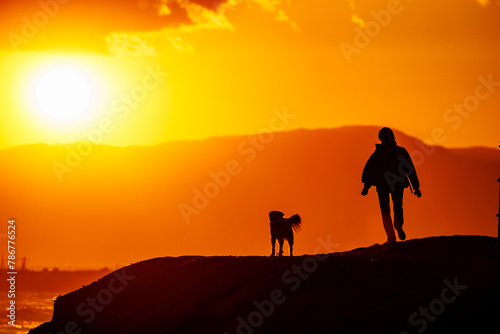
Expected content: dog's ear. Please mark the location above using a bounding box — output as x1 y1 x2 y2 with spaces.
269 211 284 221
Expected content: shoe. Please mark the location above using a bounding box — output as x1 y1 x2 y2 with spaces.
396 228 406 241
383 239 397 245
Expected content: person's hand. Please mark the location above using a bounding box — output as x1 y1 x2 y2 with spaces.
361 186 370 196
414 189 422 198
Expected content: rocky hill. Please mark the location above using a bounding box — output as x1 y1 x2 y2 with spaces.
30 235 500 334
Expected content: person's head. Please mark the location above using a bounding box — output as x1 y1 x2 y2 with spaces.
378 127 396 145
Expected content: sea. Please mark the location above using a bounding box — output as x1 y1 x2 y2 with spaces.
1 268 111 334
0 291 54 334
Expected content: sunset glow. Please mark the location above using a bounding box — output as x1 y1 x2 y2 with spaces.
0 0 499 269
2 3 500 334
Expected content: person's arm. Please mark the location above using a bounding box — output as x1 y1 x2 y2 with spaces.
402 148 421 197
361 152 377 195
361 184 371 196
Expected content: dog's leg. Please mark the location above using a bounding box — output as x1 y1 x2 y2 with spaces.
271 237 276 257
289 234 294 257
278 238 284 257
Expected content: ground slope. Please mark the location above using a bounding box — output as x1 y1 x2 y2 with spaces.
30 236 500 334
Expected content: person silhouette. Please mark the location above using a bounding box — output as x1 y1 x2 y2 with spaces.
361 127 421 244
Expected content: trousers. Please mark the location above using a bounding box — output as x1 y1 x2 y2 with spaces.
377 187 404 242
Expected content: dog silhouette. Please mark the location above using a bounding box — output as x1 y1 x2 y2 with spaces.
269 211 301 257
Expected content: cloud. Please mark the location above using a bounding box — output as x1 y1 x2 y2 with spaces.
108 0 297 56
0 0 296 55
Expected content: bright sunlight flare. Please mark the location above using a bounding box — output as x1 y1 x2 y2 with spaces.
35 68 92 120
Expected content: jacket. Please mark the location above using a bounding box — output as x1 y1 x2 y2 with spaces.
362 143 420 192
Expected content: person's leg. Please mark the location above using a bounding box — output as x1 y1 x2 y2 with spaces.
378 190 396 243
392 188 405 240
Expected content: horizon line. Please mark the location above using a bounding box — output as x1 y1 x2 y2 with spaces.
1 125 498 151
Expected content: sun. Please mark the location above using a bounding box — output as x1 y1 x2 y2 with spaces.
35 68 92 121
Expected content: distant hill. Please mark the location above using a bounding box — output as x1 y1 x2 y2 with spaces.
1 126 499 268
29 236 500 334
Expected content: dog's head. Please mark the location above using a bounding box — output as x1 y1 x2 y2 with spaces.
269 211 285 222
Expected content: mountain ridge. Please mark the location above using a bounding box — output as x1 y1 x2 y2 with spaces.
1 126 499 269
2 126 499 152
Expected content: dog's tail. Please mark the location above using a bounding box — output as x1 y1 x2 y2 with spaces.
289 214 302 232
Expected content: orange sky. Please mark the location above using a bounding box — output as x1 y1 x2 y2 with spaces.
0 0 500 270
0 0 499 149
